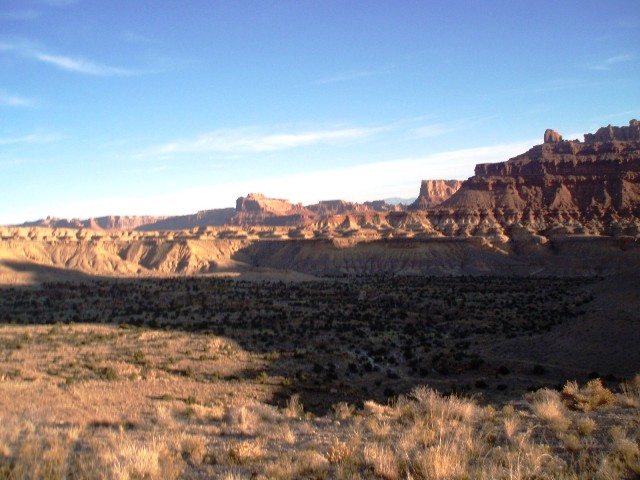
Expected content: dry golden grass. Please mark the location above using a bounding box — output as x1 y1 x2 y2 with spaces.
264 449 330 479
327 438 356 465
530 388 572 434
575 416 597 436
1 324 639 479
267 423 297 444
562 378 617 411
227 439 266 464
181 434 208 465
619 373 640 408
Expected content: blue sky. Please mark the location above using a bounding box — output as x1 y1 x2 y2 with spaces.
1 0 638 224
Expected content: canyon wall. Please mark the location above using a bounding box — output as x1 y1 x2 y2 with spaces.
2 121 639 283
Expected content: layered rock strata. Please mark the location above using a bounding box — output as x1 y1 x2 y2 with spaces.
442 120 640 238
2 121 639 281
408 180 463 210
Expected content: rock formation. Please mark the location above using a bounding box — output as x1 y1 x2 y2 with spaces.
227 193 314 226
584 119 640 142
19 215 168 231
203 194 404 227
544 129 563 143
408 180 463 210
136 208 235 231
443 120 640 238
17 195 402 231
3 121 639 282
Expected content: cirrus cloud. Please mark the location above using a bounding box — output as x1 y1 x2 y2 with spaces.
140 125 389 157
0 92 35 107
0 40 143 76
588 53 635 71
0 133 60 145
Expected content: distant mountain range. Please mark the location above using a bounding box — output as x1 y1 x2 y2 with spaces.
13 119 640 239
2 120 638 282
16 183 460 231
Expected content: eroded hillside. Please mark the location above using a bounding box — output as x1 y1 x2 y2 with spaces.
2 121 639 283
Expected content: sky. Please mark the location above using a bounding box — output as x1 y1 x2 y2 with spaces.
1 0 639 224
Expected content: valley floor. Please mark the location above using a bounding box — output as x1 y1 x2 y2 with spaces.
0 275 638 478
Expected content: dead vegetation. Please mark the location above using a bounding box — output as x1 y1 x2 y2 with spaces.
0 276 638 478
0 351 638 479
0 275 603 410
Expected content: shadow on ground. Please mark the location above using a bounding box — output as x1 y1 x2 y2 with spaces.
1 259 638 414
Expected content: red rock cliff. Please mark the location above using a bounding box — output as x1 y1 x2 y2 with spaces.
440 120 640 237
408 180 463 210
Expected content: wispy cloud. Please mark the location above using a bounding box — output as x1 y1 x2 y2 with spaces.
101 140 537 218
588 53 635 71
411 123 458 138
316 69 387 85
601 109 640 120
533 79 605 93
0 92 35 107
0 40 141 76
0 0 78 21
408 117 492 140
140 125 388 157
32 51 136 75
0 133 60 145
38 139 537 220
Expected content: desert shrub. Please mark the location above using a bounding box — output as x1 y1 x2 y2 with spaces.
181 435 207 465
283 394 304 419
327 438 356 465
619 374 640 407
228 440 265 464
363 442 399 480
101 366 118 381
224 405 261 436
264 449 329 479
8 431 72 480
575 416 597 436
562 378 616 411
609 426 640 475
332 402 355 420
529 388 571 434
104 435 184 480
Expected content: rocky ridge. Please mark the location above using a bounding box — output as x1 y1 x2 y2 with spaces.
16 194 409 231
225 193 405 227
2 120 639 281
442 119 640 239
20 215 169 231
408 180 463 210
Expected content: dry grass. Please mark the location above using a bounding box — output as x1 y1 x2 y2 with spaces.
283 393 304 419
562 378 617 411
619 373 640 408
363 442 399 480
332 401 356 420
575 416 597 436
267 423 297 444
227 439 265 464
181 434 208 465
530 388 572 434
264 449 330 479
224 405 261 436
1 323 639 479
327 438 356 465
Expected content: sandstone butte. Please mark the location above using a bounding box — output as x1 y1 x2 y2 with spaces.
1 120 639 282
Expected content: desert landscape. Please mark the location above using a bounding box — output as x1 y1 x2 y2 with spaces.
0 122 639 478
